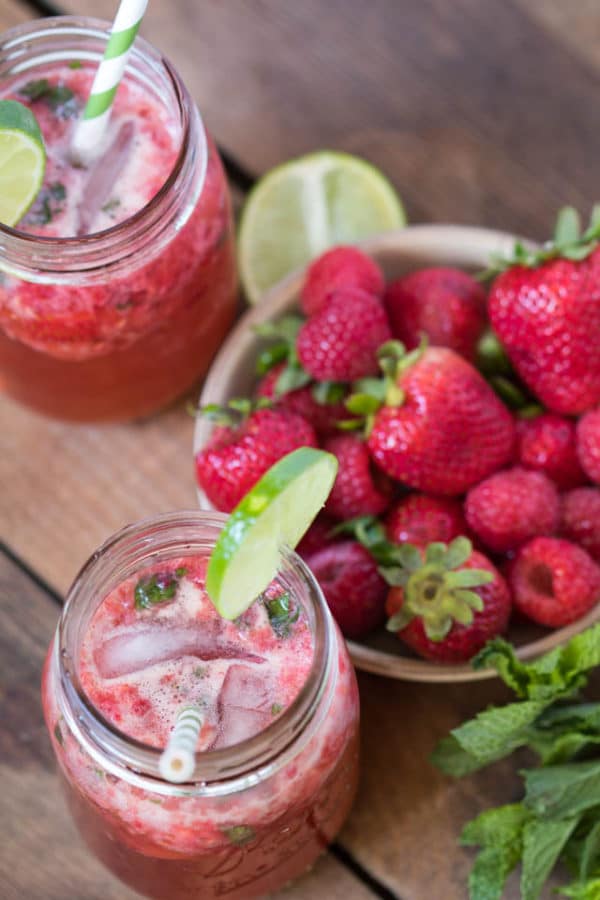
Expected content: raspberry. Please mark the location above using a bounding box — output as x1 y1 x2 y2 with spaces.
304 541 387 639
300 246 384 316
577 406 600 484
384 267 486 360
324 434 392 520
386 494 468 547
507 537 600 627
297 288 392 382
561 487 600 561
465 467 560 553
516 413 586 489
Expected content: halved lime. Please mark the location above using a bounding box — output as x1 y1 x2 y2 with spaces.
0 100 46 227
206 447 337 619
238 150 406 304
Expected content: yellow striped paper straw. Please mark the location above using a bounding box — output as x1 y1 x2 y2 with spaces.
159 705 203 783
71 0 148 164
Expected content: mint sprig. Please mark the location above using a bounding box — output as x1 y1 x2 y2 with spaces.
432 623 600 899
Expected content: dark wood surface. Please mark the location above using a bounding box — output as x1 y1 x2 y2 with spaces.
1 1 598 898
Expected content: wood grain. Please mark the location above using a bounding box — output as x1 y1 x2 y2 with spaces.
0 0 29 29
59 0 600 237
0 551 376 900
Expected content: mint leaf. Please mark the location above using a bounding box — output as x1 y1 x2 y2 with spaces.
462 803 530 849
263 592 299 637
447 700 545 767
223 825 255 846
521 817 579 900
579 820 600 881
134 571 181 609
468 846 519 900
559 879 600 899
525 761 600 821
430 735 482 777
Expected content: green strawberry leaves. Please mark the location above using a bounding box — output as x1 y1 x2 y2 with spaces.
432 623 600 899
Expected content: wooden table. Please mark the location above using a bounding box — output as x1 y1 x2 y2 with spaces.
1 2 597 897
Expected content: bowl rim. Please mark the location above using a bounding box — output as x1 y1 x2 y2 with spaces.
194 224 599 683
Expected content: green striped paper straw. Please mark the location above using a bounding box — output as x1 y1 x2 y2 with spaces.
71 0 148 164
159 705 204 783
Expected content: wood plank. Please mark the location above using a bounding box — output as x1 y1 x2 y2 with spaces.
58 0 600 237
515 0 600 71
0 0 30 29
0 550 376 900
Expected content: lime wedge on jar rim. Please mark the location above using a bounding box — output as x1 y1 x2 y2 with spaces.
238 150 406 304
0 100 46 227
206 447 337 620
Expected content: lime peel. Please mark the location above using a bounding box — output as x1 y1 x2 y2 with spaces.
206 448 338 620
0 99 46 227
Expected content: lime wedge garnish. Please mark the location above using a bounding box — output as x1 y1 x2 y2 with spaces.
0 100 46 227
238 150 406 304
206 447 338 619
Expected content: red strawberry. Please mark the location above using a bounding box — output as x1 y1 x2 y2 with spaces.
561 487 600 561
385 539 511 663
296 514 339 559
384 267 486 361
488 236 600 414
324 434 392 520
297 288 392 382
367 346 515 495
255 363 346 436
304 541 387 639
465 467 560 553
516 413 586 489
507 536 600 627
386 494 467 547
300 246 384 316
195 408 317 512
577 407 600 484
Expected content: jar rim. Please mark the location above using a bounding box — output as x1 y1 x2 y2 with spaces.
54 510 335 797
0 16 207 272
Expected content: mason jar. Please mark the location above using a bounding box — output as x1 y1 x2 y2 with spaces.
0 18 237 421
42 511 360 899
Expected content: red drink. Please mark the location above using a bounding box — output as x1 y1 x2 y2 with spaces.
0 19 237 421
42 512 359 899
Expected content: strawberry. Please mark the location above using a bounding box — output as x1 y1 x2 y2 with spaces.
507 536 600 627
300 246 384 316
297 288 392 382
561 487 600 561
465 467 560 553
195 407 317 512
386 494 468 547
255 363 347 436
576 406 600 484
367 345 515 495
384 538 511 663
296 514 339 559
487 210 600 415
384 267 486 361
516 413 586 489
304 540 387 639
324 434 392 520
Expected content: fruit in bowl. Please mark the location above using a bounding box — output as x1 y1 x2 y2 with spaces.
193 218 600 682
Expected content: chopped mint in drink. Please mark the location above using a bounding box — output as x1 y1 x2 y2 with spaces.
134 571 183 610
271 703 283 716
19 79 78 118
53 721 64 748
24 182 66 226
264 592 300 637
175 567 188 578
194 666 208 678
224 825 255 846
68 60 83 70
101 197 121 215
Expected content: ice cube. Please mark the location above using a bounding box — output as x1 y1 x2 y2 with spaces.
95 625 265 680
76 120 135 236
211 664 274 749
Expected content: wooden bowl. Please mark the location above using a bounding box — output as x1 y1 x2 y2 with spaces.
194 225 600 682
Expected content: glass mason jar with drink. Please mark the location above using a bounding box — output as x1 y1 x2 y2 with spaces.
42 452 360 899
0 17 237 421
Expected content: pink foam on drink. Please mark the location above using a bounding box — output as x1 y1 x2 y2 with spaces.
79 556 314 751
0 63 178 237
